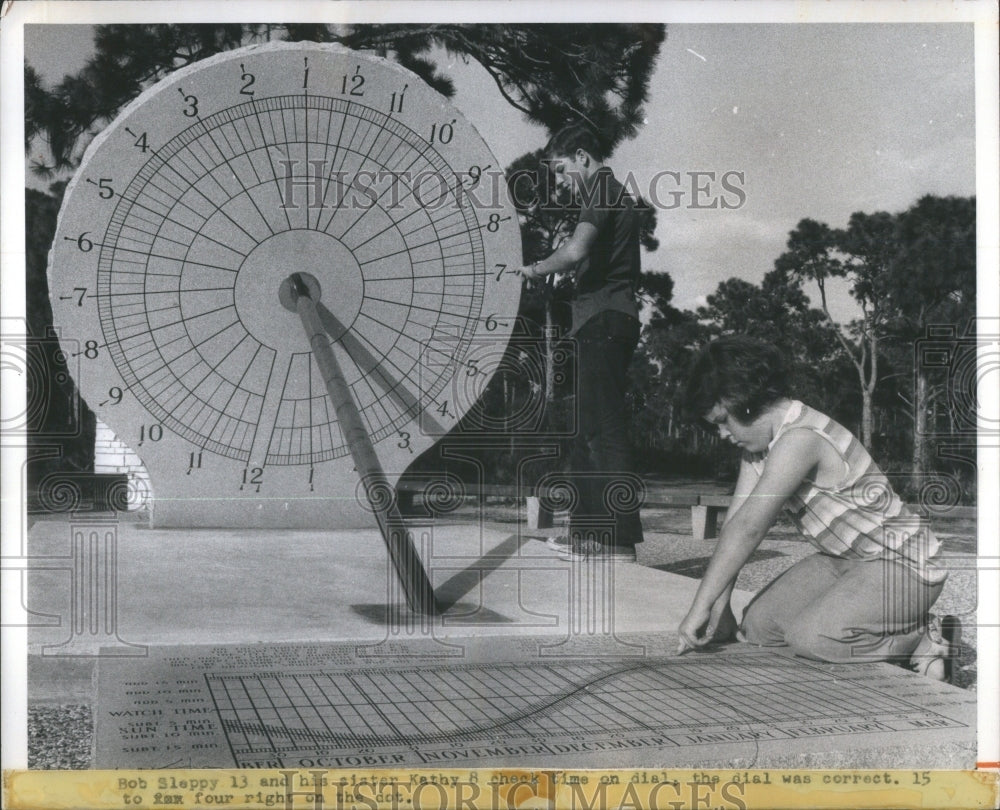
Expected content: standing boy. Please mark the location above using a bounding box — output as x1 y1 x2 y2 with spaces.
517 122 644 561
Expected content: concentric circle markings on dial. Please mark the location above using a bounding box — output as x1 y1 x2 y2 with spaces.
98 94 488 464
50 43 521 527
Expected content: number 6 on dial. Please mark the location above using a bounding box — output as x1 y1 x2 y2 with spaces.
49 42 522 529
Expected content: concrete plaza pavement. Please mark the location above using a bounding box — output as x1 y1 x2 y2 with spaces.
21 514 977 770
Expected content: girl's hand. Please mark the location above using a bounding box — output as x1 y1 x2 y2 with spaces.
678 595 737 654
676 603 712 655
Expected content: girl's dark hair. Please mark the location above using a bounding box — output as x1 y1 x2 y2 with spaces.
543 122 609 162
682 336 790 424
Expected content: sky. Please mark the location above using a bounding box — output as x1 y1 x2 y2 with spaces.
448 23 977 320
23 19 978 323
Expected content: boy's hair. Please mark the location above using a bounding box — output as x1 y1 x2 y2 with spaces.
543 122 609 162
682 336 790 424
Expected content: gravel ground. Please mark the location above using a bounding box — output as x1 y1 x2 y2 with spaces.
26 503 979 769
28 704 92 770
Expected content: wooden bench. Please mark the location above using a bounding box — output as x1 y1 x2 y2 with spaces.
395 478 976 542
676 497 976 541
686 494 731 540
396 480 567 529
396 480 530 512
395 479 730 539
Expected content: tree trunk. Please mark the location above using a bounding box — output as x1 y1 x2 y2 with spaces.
814 280 879 450
503 370 510 433
544 297 556 404
912 367 928 480
862 332 879 449
504 370 516 459
847 343 875 449
860 386 874 449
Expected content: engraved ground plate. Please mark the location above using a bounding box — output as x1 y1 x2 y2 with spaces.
93 637 976 769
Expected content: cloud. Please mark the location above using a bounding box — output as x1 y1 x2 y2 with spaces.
659 212 791 250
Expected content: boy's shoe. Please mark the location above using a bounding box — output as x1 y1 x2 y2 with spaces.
557 539 637 563
909 614 960 683
545 535 572 553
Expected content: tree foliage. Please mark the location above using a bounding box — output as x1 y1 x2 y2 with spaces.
24 26 976 497
885 196 976 481
695 270 852 421
27 24 251 174
25 23 666 488
774 196 976 489
889 195 976 328
25 186 97 478
26 23 666 175
776 212 898 446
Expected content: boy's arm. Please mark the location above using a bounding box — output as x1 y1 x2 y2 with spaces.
515 221 598 278
678 429 823 652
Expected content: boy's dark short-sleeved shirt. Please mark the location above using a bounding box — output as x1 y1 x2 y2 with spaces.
570 166 641 335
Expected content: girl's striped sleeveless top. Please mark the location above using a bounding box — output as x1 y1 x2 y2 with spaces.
749 401 947 584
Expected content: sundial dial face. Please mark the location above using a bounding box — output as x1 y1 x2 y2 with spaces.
49 42 522 528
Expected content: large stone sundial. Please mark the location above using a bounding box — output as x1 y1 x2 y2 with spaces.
48 42 522 537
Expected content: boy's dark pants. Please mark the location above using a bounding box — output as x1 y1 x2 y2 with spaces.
567 310 644 549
